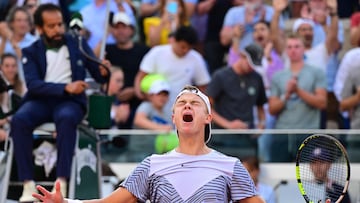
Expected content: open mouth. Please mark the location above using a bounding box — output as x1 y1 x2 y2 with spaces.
183 114 193 122
256 36 264 43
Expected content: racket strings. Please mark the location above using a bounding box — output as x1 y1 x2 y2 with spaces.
298 136 348 202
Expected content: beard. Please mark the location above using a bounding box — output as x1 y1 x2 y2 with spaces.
42 34 65 48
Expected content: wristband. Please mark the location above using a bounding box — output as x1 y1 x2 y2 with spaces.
65 199 82 203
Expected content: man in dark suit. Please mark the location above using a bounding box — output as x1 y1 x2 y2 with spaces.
10 4 109 202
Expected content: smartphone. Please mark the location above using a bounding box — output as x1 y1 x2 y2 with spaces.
166 1 178 15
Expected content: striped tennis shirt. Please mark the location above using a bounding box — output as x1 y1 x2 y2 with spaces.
120 149 257 202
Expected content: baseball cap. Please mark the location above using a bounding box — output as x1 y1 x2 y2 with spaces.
175 85 212 143
112 12 133 27
241 43 264 67
310 147 333 162
292 18 315 33
148 80 170 94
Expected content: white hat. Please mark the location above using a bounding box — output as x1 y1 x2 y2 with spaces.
112 12 133 27
148 80 170 94
292 18 315 33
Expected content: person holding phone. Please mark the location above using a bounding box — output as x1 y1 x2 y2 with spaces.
143 0 189 47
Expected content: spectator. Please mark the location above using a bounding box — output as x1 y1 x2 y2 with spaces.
33 85 265 203
309 147 351 202
131 74 173 160
23 0 39 35
220 0 282 52
140 0 198 20
0 6 37 59
96 11 150 129
242 156 276 203
206 43 267 158
228 20 284 91
0 53 26 142
268 33 327 162
99 67 131 162
143 0 189 47
275 0 340 129
339 49 360 129
198 0 233 74
80 0 136 49
333 48 358 131
10 4 109 202
228 20 284 161
106 67 131 128
134 25 211 121
134 74 172 130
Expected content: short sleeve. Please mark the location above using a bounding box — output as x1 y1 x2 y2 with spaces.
140 47 158 73
314 68 327 90
340 71 360 101
120 157 151 201
191 52 211 86
230 160 257 201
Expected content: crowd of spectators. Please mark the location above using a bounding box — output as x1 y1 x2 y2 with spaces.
1 0 360 200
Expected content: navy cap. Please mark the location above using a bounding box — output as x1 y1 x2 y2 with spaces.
310 147 334 162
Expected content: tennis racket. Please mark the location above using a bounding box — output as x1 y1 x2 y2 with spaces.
295 134 350 203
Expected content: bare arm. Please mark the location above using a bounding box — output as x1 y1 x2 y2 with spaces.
340 88 360 111
238 195 265 203
271 0 287 55
83 187 137 203
268 96 286 115
33 180 137 203
0 22 12 57
140 2 160 17
296 87 327 110
325 0 340 54
134 70 148 100
197 0 216 15
220 26 235 46
256 105 266 129
185 2 196 18
134 112 172 131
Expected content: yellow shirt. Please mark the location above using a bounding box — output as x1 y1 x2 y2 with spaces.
143 17 170 46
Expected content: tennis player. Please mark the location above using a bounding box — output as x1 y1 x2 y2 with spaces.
32 85 265 203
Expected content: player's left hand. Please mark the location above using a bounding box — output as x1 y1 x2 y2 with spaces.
32 180 64 203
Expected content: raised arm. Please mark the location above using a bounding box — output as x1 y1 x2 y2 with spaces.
325 0 340 54
270 0 287 54
140 2 160 17
196 0 216 15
